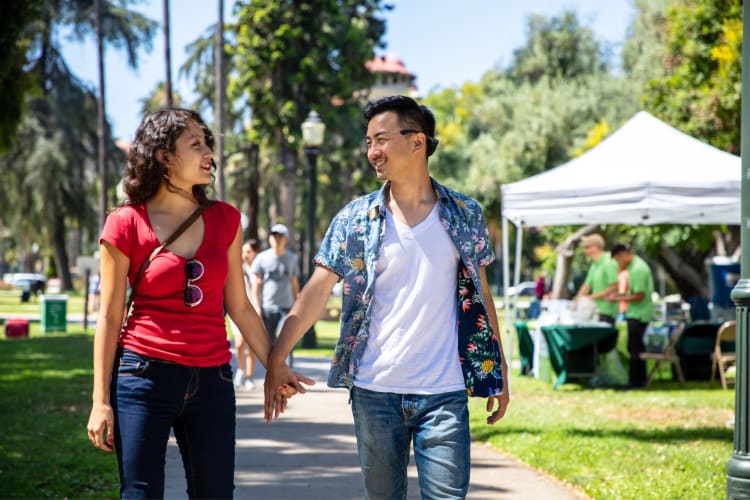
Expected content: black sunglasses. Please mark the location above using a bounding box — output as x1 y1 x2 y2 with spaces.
184 259 204 307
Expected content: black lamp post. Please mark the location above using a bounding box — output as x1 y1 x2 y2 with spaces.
301 110 325 348
301 111 326 278
727 1 750 495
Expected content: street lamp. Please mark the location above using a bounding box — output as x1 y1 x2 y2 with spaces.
301 110 326 279
301 110 325 349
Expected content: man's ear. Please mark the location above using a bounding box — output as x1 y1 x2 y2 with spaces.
412 133 425 154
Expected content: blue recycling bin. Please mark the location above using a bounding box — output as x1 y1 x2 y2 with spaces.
710 257 740 308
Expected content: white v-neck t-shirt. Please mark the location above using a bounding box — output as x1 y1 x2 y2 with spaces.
354 203 465 394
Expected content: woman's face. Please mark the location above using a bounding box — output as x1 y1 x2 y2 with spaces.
164 121 213 189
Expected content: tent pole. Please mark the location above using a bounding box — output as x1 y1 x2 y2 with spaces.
502 217 512 391
514 224 524 316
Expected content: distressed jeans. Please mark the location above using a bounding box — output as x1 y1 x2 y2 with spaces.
111 348 236 499
351 386 470 500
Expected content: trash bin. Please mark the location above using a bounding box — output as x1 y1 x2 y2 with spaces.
5 318 29 338
41 295 67 333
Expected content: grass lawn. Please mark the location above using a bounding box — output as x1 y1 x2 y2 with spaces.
0 332 120 498
0 298 735 499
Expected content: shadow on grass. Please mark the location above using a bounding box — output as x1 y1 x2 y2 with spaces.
0 334 119 498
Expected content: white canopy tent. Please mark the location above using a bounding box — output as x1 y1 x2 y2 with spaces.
498 111 741 379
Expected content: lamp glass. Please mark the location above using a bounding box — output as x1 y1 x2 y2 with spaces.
302 111 326 147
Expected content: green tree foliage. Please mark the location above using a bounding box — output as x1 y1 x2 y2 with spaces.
0 0 42 153
619 0 742 298
0 0 156 288
424 11 638 222
644 0 741 154
508 11 608 84
231 0 388 244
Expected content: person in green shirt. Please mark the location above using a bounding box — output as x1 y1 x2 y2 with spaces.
608 244 654 388
573 234 619 325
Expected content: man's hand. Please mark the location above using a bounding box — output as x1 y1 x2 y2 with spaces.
486 390 510 425
263 361 315 422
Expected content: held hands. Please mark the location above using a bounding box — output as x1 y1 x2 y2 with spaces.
264 361 315 422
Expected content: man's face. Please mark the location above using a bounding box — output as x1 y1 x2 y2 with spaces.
365 111 417 181
613 252 630 270
582 241 598 259
269 233 286 250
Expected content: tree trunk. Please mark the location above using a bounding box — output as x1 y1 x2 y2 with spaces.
655 245 709 298
245 145 260 240
163 0 172 107
551 224 600 299
277 141 297 249
50 212 73 291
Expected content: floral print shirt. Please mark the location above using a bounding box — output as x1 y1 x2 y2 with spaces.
314 178 505 398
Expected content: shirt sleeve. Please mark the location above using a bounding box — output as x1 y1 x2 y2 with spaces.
629 263 649 295
313 205 351 278
584 265 596 287
99 207 134 258
472 201 496 268
604 259 619 286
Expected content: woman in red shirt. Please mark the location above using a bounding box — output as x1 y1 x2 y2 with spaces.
86 108 312 498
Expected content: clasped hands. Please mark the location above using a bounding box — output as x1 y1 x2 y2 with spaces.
263 358 315 422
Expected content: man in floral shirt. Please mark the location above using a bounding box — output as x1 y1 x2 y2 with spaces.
265 95 509 498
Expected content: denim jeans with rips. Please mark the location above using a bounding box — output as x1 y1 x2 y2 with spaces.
111 348 236 499
351 386 470 500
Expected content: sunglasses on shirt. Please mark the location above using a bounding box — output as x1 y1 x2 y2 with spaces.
184 259 204 307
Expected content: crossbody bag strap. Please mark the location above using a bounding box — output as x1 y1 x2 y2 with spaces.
122 202 212 326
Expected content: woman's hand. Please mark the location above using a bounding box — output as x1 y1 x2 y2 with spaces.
87 401 115 452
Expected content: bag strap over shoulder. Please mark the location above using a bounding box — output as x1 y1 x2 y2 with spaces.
122 202 212 325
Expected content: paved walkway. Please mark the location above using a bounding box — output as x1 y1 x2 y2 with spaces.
164 355 586 500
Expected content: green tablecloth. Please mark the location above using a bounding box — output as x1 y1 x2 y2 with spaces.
540 324 619 388
675 321 722 380
514 322 534 376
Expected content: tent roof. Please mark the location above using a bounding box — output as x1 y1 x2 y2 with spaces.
500 111 740 226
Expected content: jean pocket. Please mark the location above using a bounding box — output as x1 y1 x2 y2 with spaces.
218 364 234 384
117 351 150 377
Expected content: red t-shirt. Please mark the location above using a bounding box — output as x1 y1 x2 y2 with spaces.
100 201 240 366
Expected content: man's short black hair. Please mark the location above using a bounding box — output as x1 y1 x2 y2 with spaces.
363 95 438 156
610 244 631 257
364 95 436 139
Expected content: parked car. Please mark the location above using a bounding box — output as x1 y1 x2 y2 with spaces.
505 281 537 298
5 273 46 295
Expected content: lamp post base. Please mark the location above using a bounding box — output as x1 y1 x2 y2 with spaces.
728 456 750 498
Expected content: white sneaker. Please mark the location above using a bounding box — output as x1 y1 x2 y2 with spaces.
233 369 245 388
244 378 256 391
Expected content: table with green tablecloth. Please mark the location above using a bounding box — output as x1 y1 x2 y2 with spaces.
514 321 534 376
675 321 722 380
540 324 619 388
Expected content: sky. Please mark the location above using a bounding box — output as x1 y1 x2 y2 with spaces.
61 0 634 141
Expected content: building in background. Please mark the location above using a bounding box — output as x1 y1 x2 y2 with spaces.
365 53 420 100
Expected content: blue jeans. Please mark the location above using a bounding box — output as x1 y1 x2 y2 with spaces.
351 387 470 500
111 348 236 499
261 308 289 342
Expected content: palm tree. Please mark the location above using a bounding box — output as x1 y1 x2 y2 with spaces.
163 0 173 106
0 0 156 290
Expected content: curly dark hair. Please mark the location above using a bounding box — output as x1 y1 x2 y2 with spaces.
122 108 215 205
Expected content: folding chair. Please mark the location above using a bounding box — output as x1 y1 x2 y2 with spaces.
639 322 686 387
711 320 736 390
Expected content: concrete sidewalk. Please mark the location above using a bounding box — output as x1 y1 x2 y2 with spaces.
164 356 586 499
